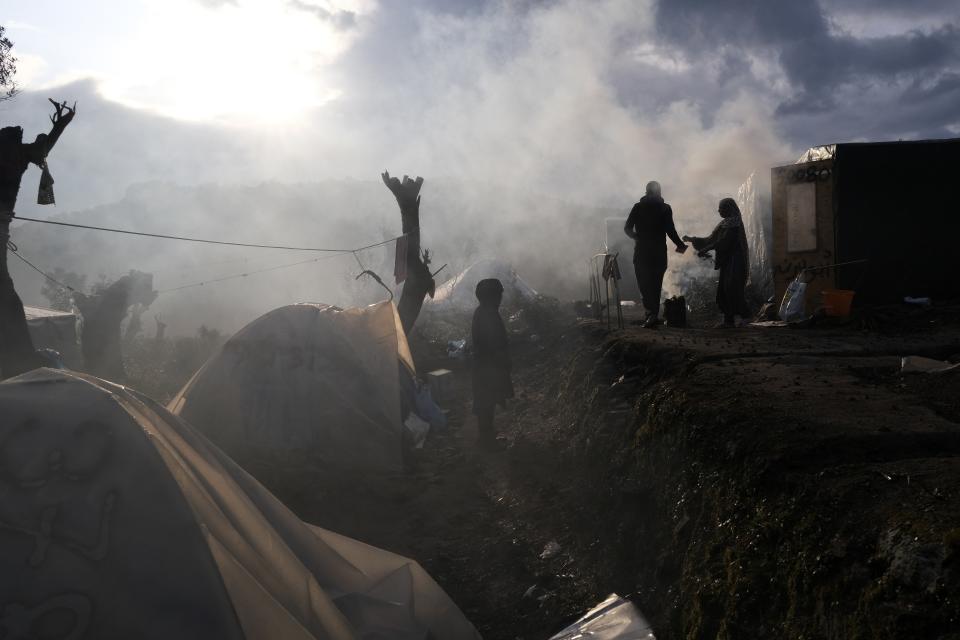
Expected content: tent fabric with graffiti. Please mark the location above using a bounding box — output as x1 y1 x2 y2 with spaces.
0 367 480 639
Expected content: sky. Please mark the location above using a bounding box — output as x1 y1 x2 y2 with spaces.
1 0 959 330
4 0 958 206
6 0 957 140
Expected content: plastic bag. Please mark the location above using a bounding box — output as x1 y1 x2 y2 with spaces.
548 594 655 640
403 414 430 449
414 381 447 430
447 339 467 359
778 274 807 323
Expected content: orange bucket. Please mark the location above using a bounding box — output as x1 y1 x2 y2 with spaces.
822 289 855 317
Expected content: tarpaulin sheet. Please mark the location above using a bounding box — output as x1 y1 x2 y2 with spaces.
169 301 414 471
0 368 479 639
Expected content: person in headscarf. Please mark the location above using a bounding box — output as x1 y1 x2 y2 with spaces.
472 278 513 449
683 197 751 328
0 99 76 379
624 181 688 328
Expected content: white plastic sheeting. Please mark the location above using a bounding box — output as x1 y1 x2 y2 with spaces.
0 368 480 640
169 302 415 471
795 145 836 163
430 258 538 311
549 594 655 640
24 304 81 367
736 171 774 299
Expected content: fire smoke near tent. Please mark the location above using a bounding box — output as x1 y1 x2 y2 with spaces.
429 258 538 311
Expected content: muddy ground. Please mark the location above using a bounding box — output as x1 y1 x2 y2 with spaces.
238 303 960 640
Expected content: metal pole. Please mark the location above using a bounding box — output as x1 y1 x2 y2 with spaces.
604 265 612 329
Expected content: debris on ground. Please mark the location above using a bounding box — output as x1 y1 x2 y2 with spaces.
549 594 656 640
900 355 960 374
210 299 960 639
540 541 562 560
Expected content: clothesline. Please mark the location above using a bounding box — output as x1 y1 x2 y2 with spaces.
13 215 403 254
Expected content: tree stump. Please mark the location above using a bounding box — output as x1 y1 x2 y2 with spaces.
382 171 435 335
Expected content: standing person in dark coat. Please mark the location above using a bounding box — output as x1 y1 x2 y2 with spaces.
472 278 513 449
684 197 750 328
624 181 688 327
0 99 76 379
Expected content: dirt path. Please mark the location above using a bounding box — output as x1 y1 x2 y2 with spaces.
241 308 960 639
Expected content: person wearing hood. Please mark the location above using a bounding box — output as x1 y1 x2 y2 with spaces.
683 197 751 328
624 181 688 328
471 278 513 450
0 99 75 379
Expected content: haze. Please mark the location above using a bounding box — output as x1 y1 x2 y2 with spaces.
2 0 958 333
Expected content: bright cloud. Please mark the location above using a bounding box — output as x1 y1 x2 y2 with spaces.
95 0 361 123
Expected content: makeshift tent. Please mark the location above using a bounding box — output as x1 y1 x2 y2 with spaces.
0 368 479 640
24 305 81 367
429 258 538 311
169 301 414 471
771 138 960 308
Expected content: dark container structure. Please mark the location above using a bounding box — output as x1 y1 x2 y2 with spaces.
771 138 960 308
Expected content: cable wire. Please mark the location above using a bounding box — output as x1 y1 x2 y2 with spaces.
14 215 403 254
157 251 351 294
7 241 78 293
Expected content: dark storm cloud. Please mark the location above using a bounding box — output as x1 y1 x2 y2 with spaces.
655 0 826 50
778 25 960 101
652 0 960 143
821 0 960 16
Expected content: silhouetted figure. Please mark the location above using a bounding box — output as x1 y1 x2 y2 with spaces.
472 278 513 449
74 271 156 381
382 171 435 335
624 181 687 327
0 99 75 379
684 198 750 328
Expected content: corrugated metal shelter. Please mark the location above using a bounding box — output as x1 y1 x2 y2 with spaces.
771 138 960 308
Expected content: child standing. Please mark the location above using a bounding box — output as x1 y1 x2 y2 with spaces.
472 278 514 449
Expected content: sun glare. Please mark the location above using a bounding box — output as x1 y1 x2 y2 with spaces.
99 0 355 124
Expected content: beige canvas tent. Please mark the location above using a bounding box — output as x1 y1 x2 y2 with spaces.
169 301 414 471
0 368 479 639
429 258 538 311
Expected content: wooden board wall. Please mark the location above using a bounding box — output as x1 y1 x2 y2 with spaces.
770 159 837 311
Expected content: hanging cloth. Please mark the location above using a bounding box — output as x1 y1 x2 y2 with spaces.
38 160 55 205
601 253 622 282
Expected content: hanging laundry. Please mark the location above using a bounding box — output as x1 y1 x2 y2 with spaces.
602 253 622 282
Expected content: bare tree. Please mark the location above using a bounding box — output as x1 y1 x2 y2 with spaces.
74 271 157 382
0 25 16 101
40 268 86 311
1 99 75 378
382 171 435 334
